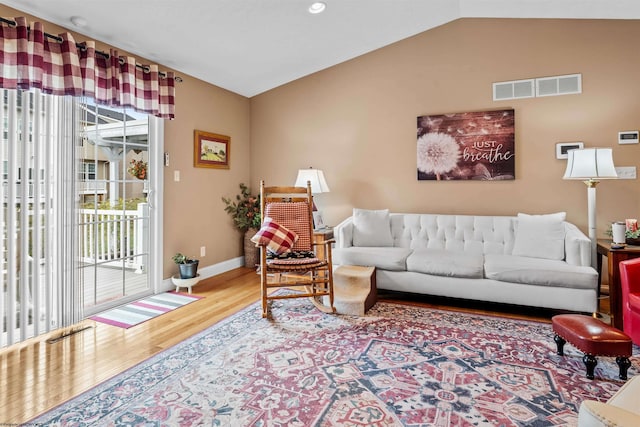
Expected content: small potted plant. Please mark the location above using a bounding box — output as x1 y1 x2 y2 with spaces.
625 219 640 245
172 252 199 279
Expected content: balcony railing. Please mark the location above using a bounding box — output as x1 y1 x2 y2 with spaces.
79 203 148 273
2 181 47 199
4 180 137 198
78 180 107 195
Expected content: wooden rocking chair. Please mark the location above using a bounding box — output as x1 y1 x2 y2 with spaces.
254 180 335 318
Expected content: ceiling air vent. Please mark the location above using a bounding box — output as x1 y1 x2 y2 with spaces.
493 79 535 101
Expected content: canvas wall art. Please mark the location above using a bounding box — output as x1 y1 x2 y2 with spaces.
417 109 515 181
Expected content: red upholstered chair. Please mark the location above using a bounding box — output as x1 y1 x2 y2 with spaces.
618 258 640 345
254 180 335 318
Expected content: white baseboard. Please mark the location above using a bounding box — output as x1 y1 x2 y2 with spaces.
160 257 245 292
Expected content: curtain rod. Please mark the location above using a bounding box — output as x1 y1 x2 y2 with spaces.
0 16 183 82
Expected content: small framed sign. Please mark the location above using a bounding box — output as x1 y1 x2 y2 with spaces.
194 130 230 169
556 142 584 159
313 211 326 230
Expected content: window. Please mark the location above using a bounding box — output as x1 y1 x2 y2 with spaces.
80 162 96 180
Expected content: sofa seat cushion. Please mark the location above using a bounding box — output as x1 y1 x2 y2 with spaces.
333 247 412 271
406 249 484 279
485 254 597 290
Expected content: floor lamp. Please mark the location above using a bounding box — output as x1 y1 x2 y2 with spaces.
563 148 618 268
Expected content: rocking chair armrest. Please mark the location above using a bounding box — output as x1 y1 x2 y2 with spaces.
312 238 335 246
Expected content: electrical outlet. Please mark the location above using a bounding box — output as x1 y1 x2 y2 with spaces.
200 246 206 257
615 166 637 179
174 170 180 182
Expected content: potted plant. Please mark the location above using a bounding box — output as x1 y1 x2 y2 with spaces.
128 158 147 180
624 219 640 245
222 183 261 267
172 252 199 279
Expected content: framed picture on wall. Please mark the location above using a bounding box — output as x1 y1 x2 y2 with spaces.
556 142 583 159
417 109 515 181
194 130 230 169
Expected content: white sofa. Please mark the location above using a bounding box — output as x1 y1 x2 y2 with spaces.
333 210 598 313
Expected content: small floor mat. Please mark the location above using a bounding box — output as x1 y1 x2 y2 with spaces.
89 291 202 328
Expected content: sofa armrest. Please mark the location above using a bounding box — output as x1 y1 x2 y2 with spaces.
334 217 354 248
578 400 640 427
565 222 592 267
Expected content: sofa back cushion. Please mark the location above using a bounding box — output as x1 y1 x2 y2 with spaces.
512 212 566 260
352 208 394 247
391 214 516 255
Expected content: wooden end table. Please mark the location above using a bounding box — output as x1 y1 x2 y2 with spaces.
313 227 334 259
597 239 640 330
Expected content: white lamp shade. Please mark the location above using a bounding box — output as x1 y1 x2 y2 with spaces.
294 168 330 193
563 148 617 180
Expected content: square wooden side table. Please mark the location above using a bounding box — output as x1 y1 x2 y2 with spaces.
313 227 334 260
597 239 640 330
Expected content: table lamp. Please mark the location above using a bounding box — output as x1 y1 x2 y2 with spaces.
295 167 330 229
295 167 330 194
563 148 618 267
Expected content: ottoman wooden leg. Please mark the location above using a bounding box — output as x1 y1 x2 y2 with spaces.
554 334 566 356
583 354 598 380
616 357 631 380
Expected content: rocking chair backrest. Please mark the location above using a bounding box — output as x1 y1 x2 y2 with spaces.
261 181 314 252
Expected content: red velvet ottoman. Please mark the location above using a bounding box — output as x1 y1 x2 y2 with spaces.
552 314 632 380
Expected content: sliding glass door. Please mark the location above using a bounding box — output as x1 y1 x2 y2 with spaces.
79 101 162 316
1 89 79 347
1 89 163 347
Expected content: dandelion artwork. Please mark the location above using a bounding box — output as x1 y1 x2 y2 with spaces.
417 109 515 181
417 132 460 180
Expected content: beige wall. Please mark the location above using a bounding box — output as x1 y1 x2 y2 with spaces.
250 18 640 239
0 5 252 279
3 6 640 278
163 78 250 278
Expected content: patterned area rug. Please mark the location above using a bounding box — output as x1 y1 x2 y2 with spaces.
33 297 638 426
89 291 203 328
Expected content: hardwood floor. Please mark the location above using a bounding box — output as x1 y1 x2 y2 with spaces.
0 267 610 424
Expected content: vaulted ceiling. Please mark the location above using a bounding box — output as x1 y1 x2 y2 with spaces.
4 0 640 97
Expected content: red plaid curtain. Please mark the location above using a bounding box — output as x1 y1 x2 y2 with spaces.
0 17 175 119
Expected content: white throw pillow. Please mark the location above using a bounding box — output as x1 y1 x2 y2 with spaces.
512 212 567 260
352 208 394 247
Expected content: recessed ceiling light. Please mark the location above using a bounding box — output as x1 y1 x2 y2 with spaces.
70 16 87 28
308 2 326 14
